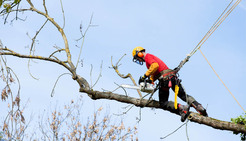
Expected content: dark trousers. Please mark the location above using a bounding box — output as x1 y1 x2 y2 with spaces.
159 76 196 115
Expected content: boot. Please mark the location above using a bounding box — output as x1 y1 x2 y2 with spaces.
191 101 208 117
178 104 190 122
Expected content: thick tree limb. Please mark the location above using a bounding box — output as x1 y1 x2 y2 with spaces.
188 113 246 134
80 88 246 134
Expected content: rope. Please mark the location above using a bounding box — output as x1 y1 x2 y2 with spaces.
176 0 241 71
190 0 241 57
199 49 246 113
189 0 234 57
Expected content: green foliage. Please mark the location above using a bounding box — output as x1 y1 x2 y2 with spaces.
0 0 21 12
231 113 246 141
0 131 3 139
14 0 21 4
0 0 3 8
3 3 11 13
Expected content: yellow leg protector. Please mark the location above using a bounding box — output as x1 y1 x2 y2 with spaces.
174 85 179 109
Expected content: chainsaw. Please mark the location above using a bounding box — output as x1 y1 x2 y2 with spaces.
121 80 155 93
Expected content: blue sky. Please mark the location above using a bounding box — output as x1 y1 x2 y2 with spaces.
0 0 246 140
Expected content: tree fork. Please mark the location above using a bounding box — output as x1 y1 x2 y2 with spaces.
80 88 246 134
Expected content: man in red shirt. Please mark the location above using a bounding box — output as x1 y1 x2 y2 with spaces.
132 47 208 121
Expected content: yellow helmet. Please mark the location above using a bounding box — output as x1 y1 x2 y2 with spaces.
132 46 145 57
132 46 145 65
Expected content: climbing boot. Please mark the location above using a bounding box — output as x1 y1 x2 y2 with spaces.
178 104 190 122
191 101 208 117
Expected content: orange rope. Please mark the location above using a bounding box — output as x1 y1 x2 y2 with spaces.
199 49 246 113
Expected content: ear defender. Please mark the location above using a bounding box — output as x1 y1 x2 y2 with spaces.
138 52 144 58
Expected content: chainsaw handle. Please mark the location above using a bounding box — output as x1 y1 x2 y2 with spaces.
145 77 152 84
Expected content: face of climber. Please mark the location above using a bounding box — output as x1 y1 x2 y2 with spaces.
132 52 145 65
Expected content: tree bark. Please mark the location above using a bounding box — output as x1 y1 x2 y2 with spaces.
80 88 246 134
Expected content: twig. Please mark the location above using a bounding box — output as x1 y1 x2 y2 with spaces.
91 61 103 89
15 2 20 21
115 53 126 67
51 73 72 97
113 82 127 96
160 119 190 140
160 122 187 140
30 19 48 52
143 83 159 107
7 67 21 98
0 49 71 73
113 105 135 116
49 49 65 58
101 82 128 96
43 0 48 14
136 108 142 123
75 14 97 69
111 55 142 98
0 40 3 48
90 64 93 89
28 59 39 80
27 0 34 7
59 0 65 29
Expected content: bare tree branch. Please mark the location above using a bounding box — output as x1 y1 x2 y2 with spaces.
51 73 72 97
59 0 65 29
75 14 97 70
42 0 48 15
25 2 76 77
91 61 103 89
49 49 65 59
30 19 48 52
111 55 142 98
0 49 70 70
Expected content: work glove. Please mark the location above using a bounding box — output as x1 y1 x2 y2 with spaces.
146 78 153 84
138 74 147 84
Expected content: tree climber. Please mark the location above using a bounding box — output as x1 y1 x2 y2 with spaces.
132 47 208 121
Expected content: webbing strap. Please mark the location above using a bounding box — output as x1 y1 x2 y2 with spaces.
174 85 179 109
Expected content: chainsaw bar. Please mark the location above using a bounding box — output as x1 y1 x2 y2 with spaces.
120 84 141 90
120 82 155 93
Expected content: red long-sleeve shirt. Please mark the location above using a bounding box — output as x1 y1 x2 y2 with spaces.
145 53 169 81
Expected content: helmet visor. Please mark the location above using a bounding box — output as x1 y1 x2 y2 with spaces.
132 57 144 65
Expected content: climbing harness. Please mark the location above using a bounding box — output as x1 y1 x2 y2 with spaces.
156 69 177 81
158 69 181 109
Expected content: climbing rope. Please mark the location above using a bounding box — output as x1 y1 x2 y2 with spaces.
175 0 245 113
199 49 246 113
176 0 241 72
